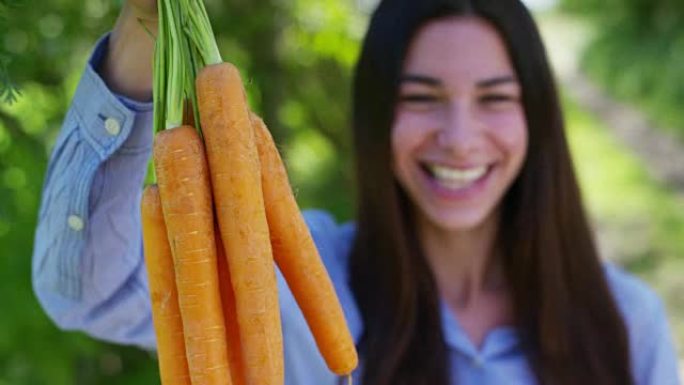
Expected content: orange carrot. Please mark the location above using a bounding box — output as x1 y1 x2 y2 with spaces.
141 185 192 385
251 113 359 376
216 231 247 385
197 63 284 385
153 125 232 385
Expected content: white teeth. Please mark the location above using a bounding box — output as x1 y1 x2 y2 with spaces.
428 164 487 189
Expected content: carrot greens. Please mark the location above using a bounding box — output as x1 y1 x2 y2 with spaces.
153 0 221 135
149 0 222 184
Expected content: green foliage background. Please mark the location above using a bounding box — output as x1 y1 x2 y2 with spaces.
560 0 684 139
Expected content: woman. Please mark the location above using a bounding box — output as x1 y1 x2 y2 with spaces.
32 0 680 384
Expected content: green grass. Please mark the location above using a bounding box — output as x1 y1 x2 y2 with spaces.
564 96 684 352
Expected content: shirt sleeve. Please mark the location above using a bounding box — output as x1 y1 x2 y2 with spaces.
32 33 156 350
631 295 681 385
604 264 681 385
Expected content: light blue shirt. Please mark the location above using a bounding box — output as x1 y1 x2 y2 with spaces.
32 35 681 385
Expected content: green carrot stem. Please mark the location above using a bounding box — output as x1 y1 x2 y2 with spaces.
152 0 167 135
152 0 222 137
164 0 185 129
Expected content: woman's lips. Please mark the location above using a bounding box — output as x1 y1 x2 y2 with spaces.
419 162 494 201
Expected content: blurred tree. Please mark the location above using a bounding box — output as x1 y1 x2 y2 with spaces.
0 0 22 103
561 0 684 28
0 0 365 383
560 0 684 138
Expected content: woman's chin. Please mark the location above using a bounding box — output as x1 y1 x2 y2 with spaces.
421 208 495 234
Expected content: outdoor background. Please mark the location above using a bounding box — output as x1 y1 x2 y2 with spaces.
1 0 683 383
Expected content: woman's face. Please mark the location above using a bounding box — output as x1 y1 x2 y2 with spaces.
392 16 528 234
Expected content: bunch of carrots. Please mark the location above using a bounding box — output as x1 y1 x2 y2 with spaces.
140 1 358 384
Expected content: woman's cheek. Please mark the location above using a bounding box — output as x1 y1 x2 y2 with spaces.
392 112 431 149
486 110 528 154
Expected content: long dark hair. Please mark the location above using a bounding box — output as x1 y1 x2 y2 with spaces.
349 1 633 384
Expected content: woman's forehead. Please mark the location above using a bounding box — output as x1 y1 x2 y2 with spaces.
402 16 516 86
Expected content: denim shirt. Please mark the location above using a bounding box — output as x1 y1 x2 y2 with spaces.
32 35 681 385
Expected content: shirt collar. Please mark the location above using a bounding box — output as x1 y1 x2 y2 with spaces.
439 298 521 360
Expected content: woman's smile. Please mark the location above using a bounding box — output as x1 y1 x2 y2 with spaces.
419 162 494 200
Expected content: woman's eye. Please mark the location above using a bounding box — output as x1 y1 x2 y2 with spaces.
399 94 440 104
479 94 517 104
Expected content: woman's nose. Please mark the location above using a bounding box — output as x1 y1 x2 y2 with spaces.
436 101 481 154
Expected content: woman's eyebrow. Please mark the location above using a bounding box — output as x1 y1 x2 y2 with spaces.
476 75 517 88
400 74 442 87
400 74 517 89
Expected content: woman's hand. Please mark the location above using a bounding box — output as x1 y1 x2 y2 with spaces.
128 0 157 22
98 1 158 101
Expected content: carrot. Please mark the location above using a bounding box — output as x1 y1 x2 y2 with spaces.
197 63 284 385
251 113 359 376
141 185 192 385
153 125 232 385
216 231 247 385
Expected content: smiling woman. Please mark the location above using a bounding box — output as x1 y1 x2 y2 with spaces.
31 0 679 384
350 1 679 384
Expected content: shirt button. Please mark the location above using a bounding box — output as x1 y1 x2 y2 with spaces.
67 215 84 231
104 117 121 136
